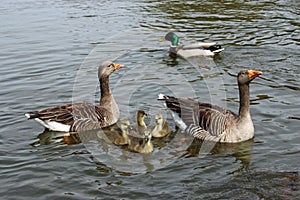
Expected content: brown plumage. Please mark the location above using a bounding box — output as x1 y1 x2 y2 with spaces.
25 61 123 132
158 69 262 143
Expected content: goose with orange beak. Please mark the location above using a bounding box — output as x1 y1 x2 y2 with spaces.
25 61 124 132
158 69 262 143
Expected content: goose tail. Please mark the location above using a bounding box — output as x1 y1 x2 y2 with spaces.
209 45 224 53
157 93 168 100
25 111 40 119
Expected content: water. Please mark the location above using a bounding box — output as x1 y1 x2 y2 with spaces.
0 0 299 199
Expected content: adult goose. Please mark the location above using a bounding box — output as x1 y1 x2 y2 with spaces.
161 32 224 58
25 61 123 132
158 69 262 143
150 114 171 138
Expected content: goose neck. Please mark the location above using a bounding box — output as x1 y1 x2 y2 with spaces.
100 75 112 105
238 82 250 118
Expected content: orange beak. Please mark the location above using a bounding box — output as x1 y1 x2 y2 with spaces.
248 70 262 79
113 63 124 70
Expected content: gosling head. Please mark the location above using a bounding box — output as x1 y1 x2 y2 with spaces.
136 110 147 127
143 130 152 143
155 114 164 125
119 120 130 132
137 110 147 119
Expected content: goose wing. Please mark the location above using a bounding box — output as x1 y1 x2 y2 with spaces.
26 103 74 125
26 102 115 132
163 95 236 139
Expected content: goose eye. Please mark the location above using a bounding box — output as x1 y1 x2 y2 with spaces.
108 64 114 68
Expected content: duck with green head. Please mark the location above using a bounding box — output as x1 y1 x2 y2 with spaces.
161 32 224 58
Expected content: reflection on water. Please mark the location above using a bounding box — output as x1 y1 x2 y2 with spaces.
32 126 254 175
186 138 254 173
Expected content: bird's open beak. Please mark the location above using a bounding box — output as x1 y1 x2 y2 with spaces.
113 63 124 70
248 70 262 79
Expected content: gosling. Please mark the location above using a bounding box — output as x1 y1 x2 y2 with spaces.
103 120 130 145
151 114 171 138
131 110 147 136
127 130 154 154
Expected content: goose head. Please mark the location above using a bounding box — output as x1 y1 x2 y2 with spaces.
238 69 262 85
98 61 123 79
162 32 179 46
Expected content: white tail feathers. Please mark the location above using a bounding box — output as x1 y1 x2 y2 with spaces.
213 48 225 53
24 113 31 119
158 93 166 100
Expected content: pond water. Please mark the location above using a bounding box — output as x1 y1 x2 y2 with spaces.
0 0 299 199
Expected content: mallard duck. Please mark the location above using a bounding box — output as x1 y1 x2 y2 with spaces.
127 130 154 154
150 114 171 138
158 69 262 143
161 32 224 58
25 61 123 132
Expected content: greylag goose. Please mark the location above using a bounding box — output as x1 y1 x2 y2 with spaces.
25 61 123 132
150 114 171 138
161 32 224 58
131 110 148 136
158 69 262 143
127 130 154 154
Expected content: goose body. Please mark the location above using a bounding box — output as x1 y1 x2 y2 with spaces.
161 32 224 58
150 114 171 138
25 61 123 132
158 69 262 143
